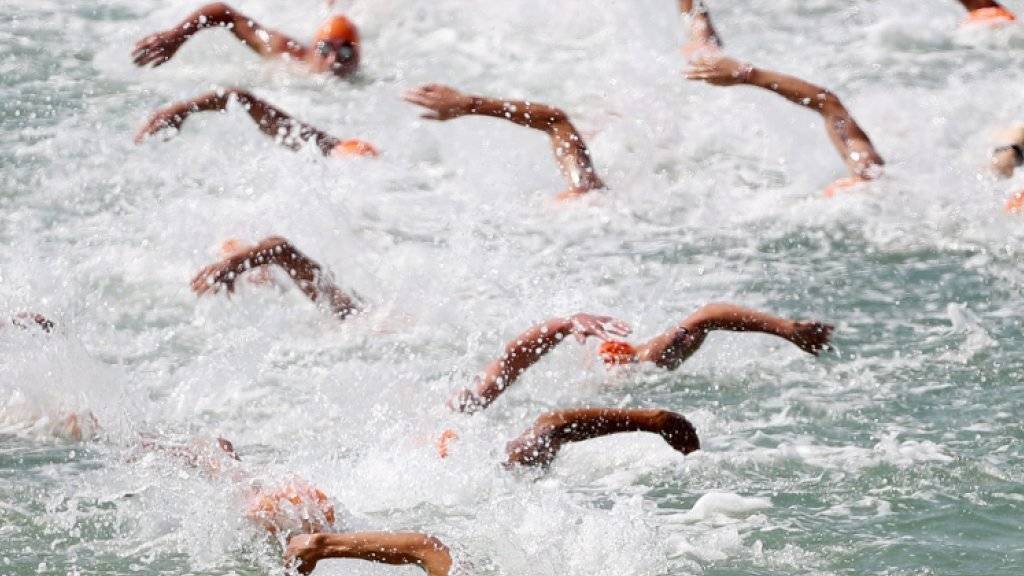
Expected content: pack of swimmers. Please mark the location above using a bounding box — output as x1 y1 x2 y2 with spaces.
8 1 1022 574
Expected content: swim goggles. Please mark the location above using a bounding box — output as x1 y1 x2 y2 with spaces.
316 39 356 63
994 144 1024 167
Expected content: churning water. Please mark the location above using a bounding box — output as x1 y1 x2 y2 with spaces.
2 0 1023 575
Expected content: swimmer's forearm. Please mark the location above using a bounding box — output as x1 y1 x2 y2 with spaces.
506 408 699 467
683 303 794 337
959 0 1002 11
455 317 575 411
289 533 452 576
460 96 570 133
678 0 722 48
744 67 883 177
228 237 322 296
743 67 837 113
174 3 289 58
171 3 241 43
464 95 603 194
225 90 339 155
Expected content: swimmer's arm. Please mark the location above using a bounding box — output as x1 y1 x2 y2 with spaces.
686 57 884 179
133 2 303 67
448 313 631 413
678 0 723 53
286 532 453 576
746 66 884 179
134 89 340 155
404 84 604 198
191 236 359 320
504 408 700 468
958 0 1004 11
640 303 834 367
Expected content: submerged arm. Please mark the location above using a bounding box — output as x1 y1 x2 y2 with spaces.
134 89 342 155
686 56 884 179
505 408 700 468
286 532 452 576
404 84 605 198
133 2 303 67
448 313 631 413
191 236 360 320
678 0 723 54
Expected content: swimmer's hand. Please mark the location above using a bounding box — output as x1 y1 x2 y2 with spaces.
568 312 632 344
790 321 834 356
685 55 752 86
191 255 246 296
285 534 322 575
403 84 471 121
133 29 189 67
134 104 188 144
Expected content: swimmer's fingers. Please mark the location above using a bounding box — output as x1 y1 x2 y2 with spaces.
132 32 181 67
133 114 175 144
403 85 466 120
685 55 746 86
600 317 633 338
569 313 633 343
190 263 232 297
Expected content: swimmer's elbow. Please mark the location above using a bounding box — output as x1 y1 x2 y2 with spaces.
221 87 251 100
201 2 234 19
818 91 847 118
541 107 569 129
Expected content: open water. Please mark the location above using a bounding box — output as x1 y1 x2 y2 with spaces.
2 1 1024 575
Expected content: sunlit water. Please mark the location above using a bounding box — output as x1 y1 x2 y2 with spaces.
3 0 1024 574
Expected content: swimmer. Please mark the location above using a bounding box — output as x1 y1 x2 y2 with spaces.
678 0 723 58
134 88 377 157
7 311 54 332
286 532 453 576
190 235 361 320
403 84 603 201
133 4 361 77
448 313 631 413
686 55 884 196
138 435 339 535
449 303 831 413
989 124 1024 212
957 0 1017 25
505 408 700 468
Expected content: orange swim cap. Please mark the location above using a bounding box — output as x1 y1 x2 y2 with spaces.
334 138 379 158
965 6 1016 25
598 340 638 366
436 428 459 459
1005 190 1024 214
314 15 360 44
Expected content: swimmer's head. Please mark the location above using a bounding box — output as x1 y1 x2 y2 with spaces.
598 339 639 366
333 138 379 158
310 15 360 77
963 5 1016 26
